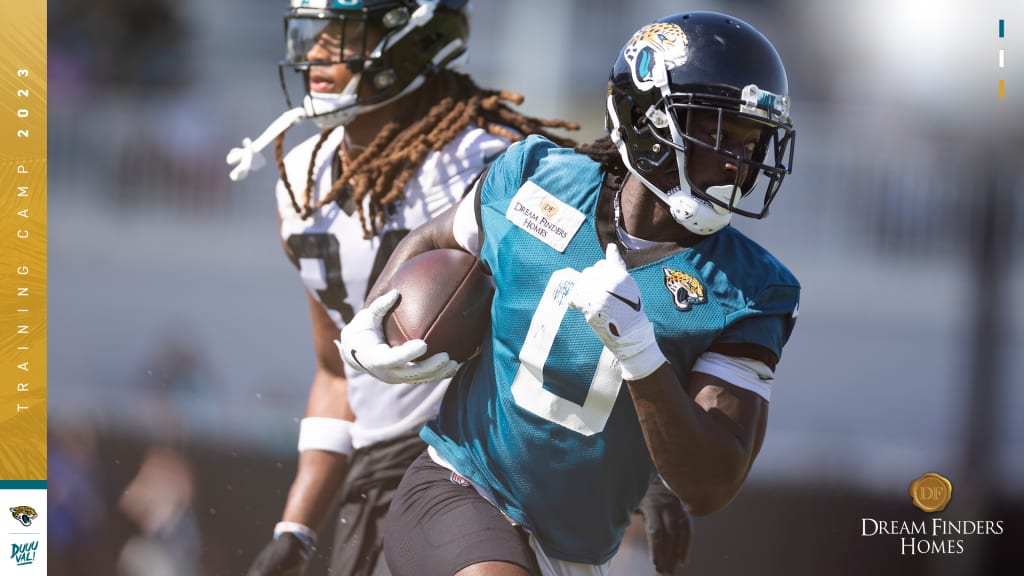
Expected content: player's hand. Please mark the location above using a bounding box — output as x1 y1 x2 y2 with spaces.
567 244 666 380
246 532 310 576
336 290 459 384
637 480 693 574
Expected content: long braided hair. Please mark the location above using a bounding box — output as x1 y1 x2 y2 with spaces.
575 135 627 176
273 69 580 238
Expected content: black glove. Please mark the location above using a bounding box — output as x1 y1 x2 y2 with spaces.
247 532 311 576
636 479 693 574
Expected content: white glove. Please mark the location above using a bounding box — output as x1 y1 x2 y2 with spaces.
568 243 666 381
336 290 459 385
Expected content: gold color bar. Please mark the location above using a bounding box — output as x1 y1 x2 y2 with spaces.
0 2 47 479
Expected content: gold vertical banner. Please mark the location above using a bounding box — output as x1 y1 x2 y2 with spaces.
0 2 47 479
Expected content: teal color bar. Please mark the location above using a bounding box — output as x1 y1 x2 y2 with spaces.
999 19 1004 38
0 480 47 489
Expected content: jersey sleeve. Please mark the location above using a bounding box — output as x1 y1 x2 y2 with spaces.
478 135 558 206
475 135 564 267
713 283 800 369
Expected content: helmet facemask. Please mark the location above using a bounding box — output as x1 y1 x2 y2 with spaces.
279 0 469 128
224 0 468 182
655 87 795 219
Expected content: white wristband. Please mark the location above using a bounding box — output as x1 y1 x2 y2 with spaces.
297 417 354 456
274 521 318 543
617 322 668 381
274 521 317 556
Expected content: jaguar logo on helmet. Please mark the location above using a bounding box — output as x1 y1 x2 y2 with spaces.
623 23 688 92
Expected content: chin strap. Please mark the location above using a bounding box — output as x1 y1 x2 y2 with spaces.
664 184 735 236
226 106 308 182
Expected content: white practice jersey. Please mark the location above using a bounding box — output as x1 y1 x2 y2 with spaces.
277 126 509 450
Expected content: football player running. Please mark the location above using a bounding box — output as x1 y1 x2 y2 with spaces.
339 10 799 576
228 2 688 575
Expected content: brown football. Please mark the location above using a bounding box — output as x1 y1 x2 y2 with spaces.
383 249 494 362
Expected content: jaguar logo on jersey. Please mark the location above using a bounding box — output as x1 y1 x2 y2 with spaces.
663 268 706 311
9 507 37 528
623 22 689 92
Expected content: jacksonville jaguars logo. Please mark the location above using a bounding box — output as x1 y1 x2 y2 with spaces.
623 23 689 92
663 268 706 311
10 506 37 527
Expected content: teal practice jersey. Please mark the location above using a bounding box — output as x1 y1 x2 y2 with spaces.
423 135 800 564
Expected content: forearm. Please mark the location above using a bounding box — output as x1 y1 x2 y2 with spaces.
366 207 462 302
627 366 756 516
283 347 354 528
281 449 349 528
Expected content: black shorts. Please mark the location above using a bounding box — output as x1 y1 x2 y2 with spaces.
383 450 541 576
329 433 427 576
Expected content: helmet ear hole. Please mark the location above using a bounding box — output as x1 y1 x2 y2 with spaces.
625 103 646 131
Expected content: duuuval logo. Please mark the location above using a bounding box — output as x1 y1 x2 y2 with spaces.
10 540 38 567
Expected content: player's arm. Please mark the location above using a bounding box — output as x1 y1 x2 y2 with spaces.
279 289 355 528
249 277 356 574
277 225 356 527
627 361 768 516
567 244 771 516
364 193 468 303
364 165 488 304
337 186 479 385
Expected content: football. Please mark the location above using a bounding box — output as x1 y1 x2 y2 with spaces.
382 248 494 362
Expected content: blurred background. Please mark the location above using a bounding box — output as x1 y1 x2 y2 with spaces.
47 0 1022 574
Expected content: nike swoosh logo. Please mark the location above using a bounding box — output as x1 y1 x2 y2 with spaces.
349 349 370 373
606 291 642 312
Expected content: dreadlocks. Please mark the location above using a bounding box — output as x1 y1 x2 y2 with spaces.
575 135 626 176
274 70 580 238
